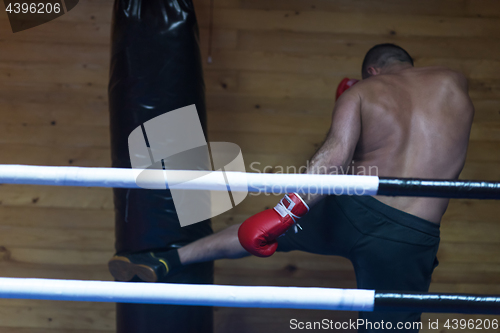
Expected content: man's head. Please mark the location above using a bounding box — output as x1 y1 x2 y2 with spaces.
361 44 414 79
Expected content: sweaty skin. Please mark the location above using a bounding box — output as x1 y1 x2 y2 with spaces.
309 65 475 224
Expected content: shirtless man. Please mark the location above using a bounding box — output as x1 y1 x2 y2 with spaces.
109 44 475 332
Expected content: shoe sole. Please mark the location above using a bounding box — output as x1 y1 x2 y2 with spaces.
108 256 158 282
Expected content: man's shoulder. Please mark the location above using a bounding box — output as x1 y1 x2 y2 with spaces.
349 76 395 99
418 66 467 82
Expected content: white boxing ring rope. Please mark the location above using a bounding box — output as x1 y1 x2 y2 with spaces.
0 278 498 314
0 164 379 194
1 164 499 198
0 278 374 311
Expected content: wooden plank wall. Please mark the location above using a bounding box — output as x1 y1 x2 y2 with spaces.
0 0 499 332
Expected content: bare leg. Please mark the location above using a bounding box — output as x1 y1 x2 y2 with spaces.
179 223 249 265
108 224 248 282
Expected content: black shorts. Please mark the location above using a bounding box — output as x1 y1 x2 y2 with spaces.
277 195 440 332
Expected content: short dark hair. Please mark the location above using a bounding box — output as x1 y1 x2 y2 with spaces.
361 44 414 79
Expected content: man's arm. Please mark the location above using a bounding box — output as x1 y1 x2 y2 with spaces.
237 82 362 258
303 88 362 206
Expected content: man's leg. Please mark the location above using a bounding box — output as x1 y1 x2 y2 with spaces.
351 237 439 333
109 223 249 282
179 223 249 265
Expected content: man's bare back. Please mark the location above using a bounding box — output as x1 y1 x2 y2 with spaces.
350 66 474 223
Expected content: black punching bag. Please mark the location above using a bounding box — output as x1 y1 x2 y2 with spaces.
108 1 214 332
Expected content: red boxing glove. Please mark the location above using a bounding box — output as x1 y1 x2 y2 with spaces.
238 193 309 257
336 77 359 100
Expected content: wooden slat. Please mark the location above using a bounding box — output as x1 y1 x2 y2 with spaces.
471 100 500 123
216 252 354 272
193 0 240 10
465 141 500 162
0 100 109 126
466 0 500 18
239 0 500 18
201 111 327 135
440 221 500 243
215 270 357 289
0 62 107 86
205 50 361 76
0 99 109 126
204 49 500 79
0 261 111 280
237 31 500 60
207 95 335 117
469 79 500 99
437 243 500 264
204 70 349 98
433 261 500 277
0 328 113 333
204 70 500 99
0 298 113 310
429 282 500 294
0 81 107 106
445 199 500 220
0 207 113 229
0 305 114 331
211 9 500 38
199 29 238 52
0 40 107 64
0 144 110 166
469 123 500 141
416 58 500 80
0 185 113 209
0 296 115 332
0 125 109 147
5 248 113 265
0 15 110 46
215 266 356 284
0 225 113 250
432 262 500 284
460 161 500 180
